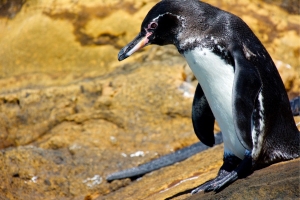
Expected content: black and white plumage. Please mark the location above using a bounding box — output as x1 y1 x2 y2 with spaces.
112 0 299 193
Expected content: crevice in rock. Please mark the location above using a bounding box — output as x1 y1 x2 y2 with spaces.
0 0 26 19
42 2 139 48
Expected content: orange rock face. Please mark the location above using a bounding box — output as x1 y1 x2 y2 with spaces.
0 0 299 199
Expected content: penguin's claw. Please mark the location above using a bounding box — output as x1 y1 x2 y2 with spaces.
191 187 201 194
213 171 238 191
191 173 228 193
191 180 215 194
191 171 238 194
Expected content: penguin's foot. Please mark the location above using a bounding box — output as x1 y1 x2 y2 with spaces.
191 168 234 194
192 151 252 194
203 170 239 192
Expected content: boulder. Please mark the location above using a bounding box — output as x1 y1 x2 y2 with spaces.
0 0 299 199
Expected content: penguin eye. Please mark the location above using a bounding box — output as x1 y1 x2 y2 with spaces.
148 22 158 29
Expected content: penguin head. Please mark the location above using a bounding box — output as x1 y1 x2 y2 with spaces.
118 0 191 61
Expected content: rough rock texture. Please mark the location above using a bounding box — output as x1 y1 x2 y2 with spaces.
0 0 299 199
187 158 300 200
262 0 300 14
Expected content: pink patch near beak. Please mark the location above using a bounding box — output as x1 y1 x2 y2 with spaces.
125 32 152 57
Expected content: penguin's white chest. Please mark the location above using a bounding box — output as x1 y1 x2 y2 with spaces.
184 47 246 159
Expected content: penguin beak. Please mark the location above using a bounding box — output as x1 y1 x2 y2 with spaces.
118 32 151 61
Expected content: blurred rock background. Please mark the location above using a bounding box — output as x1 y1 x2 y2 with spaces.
0 0 299 199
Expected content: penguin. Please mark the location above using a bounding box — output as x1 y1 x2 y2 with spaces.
115 0 300 193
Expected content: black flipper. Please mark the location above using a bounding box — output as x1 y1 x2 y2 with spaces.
192 83 215 147
231 47 262 150
107 132 223 182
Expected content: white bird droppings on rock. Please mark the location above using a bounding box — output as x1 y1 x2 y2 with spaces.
130 151 145 157
83 175 102 188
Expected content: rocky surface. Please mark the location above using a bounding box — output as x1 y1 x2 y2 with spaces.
188 158 300 200
0 0 299 199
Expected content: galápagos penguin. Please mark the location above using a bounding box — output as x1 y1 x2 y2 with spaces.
113 0 300 193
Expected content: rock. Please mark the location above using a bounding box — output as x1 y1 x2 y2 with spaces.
261 0 300 14
94 145 225 200
0 0 299 199
0 50 199 199
0 0 25 19
187 158 300 200
275 60 300 98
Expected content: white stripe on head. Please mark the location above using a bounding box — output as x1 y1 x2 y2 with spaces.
152 12 186 27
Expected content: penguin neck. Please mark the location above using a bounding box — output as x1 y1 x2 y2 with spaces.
183 47 246 159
